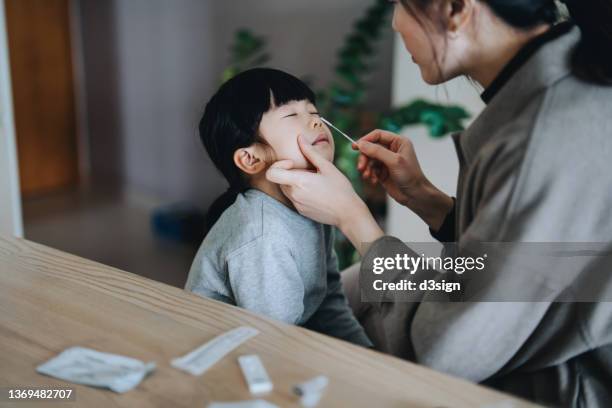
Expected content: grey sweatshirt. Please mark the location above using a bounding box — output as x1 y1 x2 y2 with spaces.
361 24 612 407
186 188 372 347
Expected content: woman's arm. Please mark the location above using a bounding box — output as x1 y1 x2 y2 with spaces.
337 200 385 255
429 198 456 242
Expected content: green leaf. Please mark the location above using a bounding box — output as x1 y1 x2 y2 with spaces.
380 100 471 137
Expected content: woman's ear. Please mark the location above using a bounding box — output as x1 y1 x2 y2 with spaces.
233 143 276 175
446 0 474 35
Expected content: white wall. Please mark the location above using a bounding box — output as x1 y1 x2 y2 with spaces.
78 0 394 209
0 0 23 238
387 34 484 242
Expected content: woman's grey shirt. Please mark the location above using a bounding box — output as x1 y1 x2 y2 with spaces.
186 189 371 347
362 26 612 407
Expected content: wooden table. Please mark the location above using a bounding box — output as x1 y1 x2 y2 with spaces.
0 236 536 407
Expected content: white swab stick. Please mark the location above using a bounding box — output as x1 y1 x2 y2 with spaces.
320 117 357 144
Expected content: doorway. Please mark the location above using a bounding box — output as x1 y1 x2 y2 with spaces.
4 0 79 197
3 0 196 288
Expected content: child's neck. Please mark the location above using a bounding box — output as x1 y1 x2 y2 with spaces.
250 178 295 211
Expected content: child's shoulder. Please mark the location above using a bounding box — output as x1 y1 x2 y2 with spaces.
204 189 300 255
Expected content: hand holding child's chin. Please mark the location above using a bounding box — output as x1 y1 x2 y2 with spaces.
266 135 363 227
282 156 314 171
269 159 316 174
275 151 319 172
278 133 334 171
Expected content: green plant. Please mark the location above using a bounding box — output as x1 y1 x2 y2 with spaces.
221 0 470 268
221 30 270 84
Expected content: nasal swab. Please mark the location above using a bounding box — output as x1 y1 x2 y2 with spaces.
320 117 357 144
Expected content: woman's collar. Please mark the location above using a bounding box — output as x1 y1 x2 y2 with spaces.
481 21 575 104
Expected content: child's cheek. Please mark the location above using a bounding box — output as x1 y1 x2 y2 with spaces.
286 140 311 169
263 136 305 169
328 138 336 160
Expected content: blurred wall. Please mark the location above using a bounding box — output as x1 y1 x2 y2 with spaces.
77 0 394 209
0 0 23 237
387 33 485 243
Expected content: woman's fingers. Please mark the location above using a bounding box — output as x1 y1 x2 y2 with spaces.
357 140 396 166
270 159 294 170
266 165 303 186
266 159 298 185
364 160 384 185
359 129 397 147
297 135 333 172
379 166 389 183
278 184 295 200
357 153 368 171
355 129 407 188
363 163 371 180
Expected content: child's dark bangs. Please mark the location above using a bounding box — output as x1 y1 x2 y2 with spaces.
266 73 316 108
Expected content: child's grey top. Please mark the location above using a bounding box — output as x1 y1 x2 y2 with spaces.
185 188 371 347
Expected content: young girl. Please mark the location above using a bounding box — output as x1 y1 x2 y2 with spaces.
185 68 371 347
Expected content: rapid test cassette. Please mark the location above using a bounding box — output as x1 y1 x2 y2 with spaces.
238 354 273 394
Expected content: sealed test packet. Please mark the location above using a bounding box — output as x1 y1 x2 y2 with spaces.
36 346 156 393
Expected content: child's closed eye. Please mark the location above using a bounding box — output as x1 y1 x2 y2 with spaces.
282 112 320 118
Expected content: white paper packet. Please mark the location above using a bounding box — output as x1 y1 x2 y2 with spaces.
36 346 156 393
172 326 259 376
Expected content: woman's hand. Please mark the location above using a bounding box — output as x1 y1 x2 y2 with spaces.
266 135 383 254
266 136 360 227
354 129 454 232
355 129 425 205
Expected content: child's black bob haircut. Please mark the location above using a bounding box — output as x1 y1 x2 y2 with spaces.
199 67 316 230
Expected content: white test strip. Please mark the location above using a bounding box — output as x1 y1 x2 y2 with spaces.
238 354 273 394
172 326 259 376
320 117 358 144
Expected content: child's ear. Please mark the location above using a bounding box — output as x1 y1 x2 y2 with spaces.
233 143 276 175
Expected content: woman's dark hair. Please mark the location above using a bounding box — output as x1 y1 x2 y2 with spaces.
199 68 316 230
399 0 612 84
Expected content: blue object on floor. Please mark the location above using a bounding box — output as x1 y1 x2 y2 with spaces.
151 203 206 245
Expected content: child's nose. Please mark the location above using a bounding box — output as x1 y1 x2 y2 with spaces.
311 117 323 129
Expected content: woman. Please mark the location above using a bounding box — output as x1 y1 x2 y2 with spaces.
266 0 612 406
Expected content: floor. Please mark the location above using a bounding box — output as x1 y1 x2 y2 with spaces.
22 188 199 288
